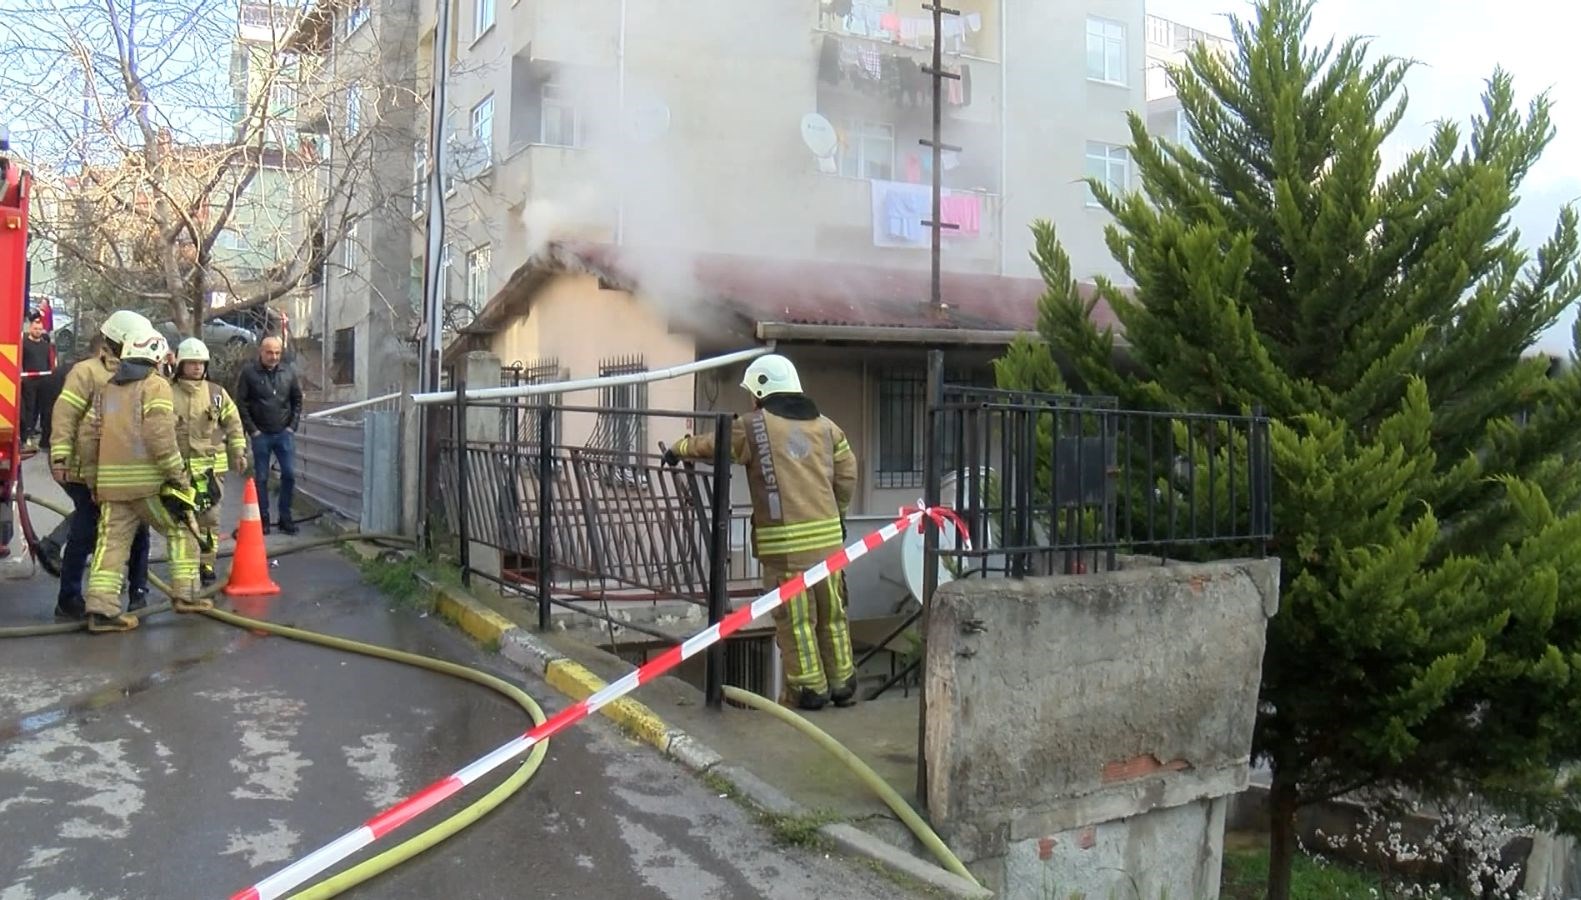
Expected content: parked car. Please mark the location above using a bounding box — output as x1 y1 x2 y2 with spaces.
156 317 258 351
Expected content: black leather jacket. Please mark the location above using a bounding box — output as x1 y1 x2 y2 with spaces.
234 361 302 434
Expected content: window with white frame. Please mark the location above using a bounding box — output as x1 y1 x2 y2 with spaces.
474 0 495 39
345 0 369 35
540 81 577 147
471 94 494 153
345 84 362 136
1146 15 1170 48
1084 141 1130 205
411 141 426 217
465 245 491 310
1086 17 1127 85
269 78 296 116
343 222 361 271
836 119 894 181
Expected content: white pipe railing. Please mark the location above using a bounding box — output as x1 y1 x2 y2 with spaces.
410 345 773 406
305 390 403 420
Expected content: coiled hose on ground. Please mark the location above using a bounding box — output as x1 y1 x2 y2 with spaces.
4 493 978 895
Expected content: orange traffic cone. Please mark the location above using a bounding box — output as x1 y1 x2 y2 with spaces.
226 478 281 597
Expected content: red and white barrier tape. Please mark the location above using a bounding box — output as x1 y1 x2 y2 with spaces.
229 504 969 900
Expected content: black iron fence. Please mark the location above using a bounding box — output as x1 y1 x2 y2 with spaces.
430 367 741 706
930 384 1274 578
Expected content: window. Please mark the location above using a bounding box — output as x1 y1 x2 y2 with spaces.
411 141 426 217
343 222 361 271
331 327 355 385
217 228 242 251
540 81 578 147
836 119 894 181
269 78 296 120
470 94 494 152
345 0 369 35
1086 17 1127 85
1084 141 1130 205
1146 15 1170 48
474 0 495 39
590 356 647 464
876 371 924 488
465 245 491 310
345 84 362 136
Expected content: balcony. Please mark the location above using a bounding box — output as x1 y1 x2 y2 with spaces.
817 0 1000 62
519 0 620 67
497 143 615 238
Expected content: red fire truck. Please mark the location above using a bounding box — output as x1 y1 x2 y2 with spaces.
0 129 31 552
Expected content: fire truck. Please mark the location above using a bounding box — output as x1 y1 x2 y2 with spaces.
0 129 31 552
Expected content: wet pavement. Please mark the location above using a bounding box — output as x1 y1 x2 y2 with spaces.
0 461 922 899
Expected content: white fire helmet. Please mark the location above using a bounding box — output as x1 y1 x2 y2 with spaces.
101 309 152 346
740 354 803 400
119 327 169 364
176 337 211 364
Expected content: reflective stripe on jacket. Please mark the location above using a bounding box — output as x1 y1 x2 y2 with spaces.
79 372 188 501
674 403 857 566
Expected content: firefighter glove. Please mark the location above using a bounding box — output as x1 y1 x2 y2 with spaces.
661 446 682 468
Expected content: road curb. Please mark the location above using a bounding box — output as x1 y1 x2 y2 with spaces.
414 577 990 900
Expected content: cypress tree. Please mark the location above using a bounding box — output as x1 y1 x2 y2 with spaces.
995 0 1581 894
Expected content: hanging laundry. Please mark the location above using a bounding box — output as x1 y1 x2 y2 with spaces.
827 0 853 18
941 192 982 237
905 153 923 184
966 12 982 32
941 150 961 171
899 17 925 45
960 64 973 105
871 180 931 248
945 64 965 105
879 11 901 36
858 42 882 79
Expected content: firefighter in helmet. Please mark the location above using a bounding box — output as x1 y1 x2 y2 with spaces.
663 354 860 710
49 309 153 620
172 337 249 585
77 325 208 633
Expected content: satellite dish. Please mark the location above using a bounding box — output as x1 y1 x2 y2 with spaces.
900 516 964 604
800 113 837 159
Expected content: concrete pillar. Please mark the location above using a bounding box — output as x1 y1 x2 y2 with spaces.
461 351 502 582
398 357 422 538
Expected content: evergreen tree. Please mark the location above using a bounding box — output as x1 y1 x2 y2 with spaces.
995 0 1581 894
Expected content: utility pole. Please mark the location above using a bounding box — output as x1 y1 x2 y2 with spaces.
415 0 452 546
921 2 961 310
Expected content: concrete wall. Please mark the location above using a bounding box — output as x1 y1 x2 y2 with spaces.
925 557 1280 898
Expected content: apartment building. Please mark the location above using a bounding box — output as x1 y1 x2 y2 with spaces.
419 0 1146 337
287 0 423 399
1143 13 1233 148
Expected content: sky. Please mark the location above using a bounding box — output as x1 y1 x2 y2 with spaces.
1148 0 1581 354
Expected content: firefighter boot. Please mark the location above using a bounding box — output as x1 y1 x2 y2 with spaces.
127 588 148 612
87 612 138 633
830 678 858 708
795 688 830 711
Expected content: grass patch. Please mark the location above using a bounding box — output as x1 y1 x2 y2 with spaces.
1221 845 1395 900
765 810 839 849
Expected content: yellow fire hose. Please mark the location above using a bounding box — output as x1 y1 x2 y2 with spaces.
0 496 549 898
4 494 978 895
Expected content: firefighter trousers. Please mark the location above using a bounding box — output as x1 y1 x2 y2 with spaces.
85 497 200 617
763 560 855 702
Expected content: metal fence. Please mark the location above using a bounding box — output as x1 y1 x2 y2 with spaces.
933 384 1274 577
295 390 403 521
431 367 741 706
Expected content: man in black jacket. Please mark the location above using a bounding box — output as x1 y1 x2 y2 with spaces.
234 337 302 533
19 312 54 451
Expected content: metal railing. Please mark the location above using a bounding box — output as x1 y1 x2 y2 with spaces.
432 367 739 707
933 385 1273 577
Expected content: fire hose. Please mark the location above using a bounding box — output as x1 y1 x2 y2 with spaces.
3 487 981 896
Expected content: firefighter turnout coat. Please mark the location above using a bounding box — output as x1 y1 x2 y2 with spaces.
673 395 857 566
49 351 120 485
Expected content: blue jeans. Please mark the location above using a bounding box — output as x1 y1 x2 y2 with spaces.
251 430 296 525
57 481 149 615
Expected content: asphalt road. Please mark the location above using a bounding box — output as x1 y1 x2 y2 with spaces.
0 539 918 899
